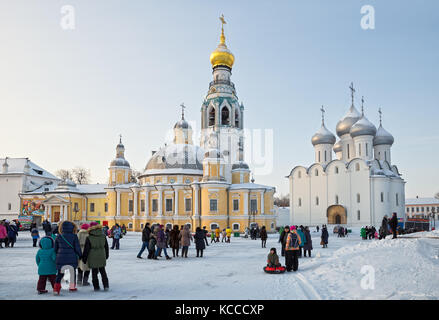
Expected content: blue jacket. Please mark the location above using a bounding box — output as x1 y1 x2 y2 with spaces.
112 227 121 240
31 228 40 239
7 225 18 241
297 230 306 247
54 221 82 270
36 237 57 275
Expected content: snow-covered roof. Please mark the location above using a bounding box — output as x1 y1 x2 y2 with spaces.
229 183 275 191
0 157 59 180
405 198 439 206
23 182 108 195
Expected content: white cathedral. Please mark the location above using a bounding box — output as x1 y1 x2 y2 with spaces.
287 84 405 227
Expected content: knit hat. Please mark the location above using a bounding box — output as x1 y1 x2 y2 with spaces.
290 225 296 230
90 221 98 227
81 223 90 230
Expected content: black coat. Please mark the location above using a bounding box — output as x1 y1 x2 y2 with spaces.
54 221 82 269
260 228 267 241
279 230 288 245
194 230 206 250
42 221 51 233
321 228 329 244
389 215 398 229
142 226 151 242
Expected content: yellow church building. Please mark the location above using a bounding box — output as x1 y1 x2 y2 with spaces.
19 17 277 233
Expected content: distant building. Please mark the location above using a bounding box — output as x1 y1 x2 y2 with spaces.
275 206 290 228
0 157 60 221
405 197 439 218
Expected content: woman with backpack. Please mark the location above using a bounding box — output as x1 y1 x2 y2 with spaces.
285 226 301 272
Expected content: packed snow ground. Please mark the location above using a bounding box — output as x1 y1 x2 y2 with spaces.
1 228 439 300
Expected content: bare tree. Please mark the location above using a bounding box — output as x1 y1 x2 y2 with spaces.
274 194 290 207
55 169 73 181
72 167 91 184
130 169 141 183
435 192 439 200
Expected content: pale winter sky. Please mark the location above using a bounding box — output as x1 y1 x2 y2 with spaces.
0 1 438 198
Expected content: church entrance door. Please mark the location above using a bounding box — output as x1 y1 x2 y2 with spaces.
327 205 347 224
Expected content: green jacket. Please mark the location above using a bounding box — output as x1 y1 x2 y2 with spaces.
360 228 366 238
82 225 109 269
267 252 280 266
36 237 57 275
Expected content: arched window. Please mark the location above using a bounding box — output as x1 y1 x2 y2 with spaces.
298 198 302 207
357 193 361 203
235 109 240 127
324 150 327 162
357 210 361 220
335 167 339 174
298 171 302 179
335 195 339 205
355 163 360 171
232 223 240 231
221 107 230 125
318 151 321 162
396 193 399 206
208 107 215 126
315 169 319 176
366 143 369 156
347 144 350 158
380 192 384 203
210 223 219 230
359 143 361 156
316 197 319 206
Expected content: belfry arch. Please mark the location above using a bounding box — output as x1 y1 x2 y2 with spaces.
327 205 347 224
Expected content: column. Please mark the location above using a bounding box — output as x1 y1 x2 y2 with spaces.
158 188 163 217
44 205 49 221
244 191 249 216
60 205 64 221
193 185 199 217
133 190 138 217
48 205 52 222
116 190 121 216
144 188 149 217
174 188 179 217
260 191 265 215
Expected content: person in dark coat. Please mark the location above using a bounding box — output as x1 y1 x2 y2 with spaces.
147 230 157 259
31 226 40 247
194 227 206 257
202 226 209 246
53 221 82 294
82 223 109 291
154 225 171 260
42 220 52 236
303 227 313 257
7 222 18 247
169 225 181 257
389 212 398 239
379 216 389 240
279 226 290 256
321 225 329 248
260 226 268 248
137 223 151 259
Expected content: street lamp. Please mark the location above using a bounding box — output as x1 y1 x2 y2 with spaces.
432 208 436 230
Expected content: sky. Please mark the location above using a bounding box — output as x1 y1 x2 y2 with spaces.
0 0 438 198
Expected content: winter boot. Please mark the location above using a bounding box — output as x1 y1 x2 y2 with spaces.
69 279 77 292
77 271 83 286
82 272 90 286
38 290 48 294
53 283 61 295
92 278 100 291
166 255 172 260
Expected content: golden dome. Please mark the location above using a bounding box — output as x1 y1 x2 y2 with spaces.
210 25 234 69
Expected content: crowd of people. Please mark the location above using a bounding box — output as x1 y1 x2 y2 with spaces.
361 212 399 241
0 219 20 248
137 224 210 260
34 220 109 295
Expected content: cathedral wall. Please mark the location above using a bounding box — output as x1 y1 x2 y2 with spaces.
347 163 372 226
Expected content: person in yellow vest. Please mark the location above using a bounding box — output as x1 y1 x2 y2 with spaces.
225 227 232 243
285 226 302 272
214 228 220 243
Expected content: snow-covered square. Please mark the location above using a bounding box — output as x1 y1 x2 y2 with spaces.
1 228 439 300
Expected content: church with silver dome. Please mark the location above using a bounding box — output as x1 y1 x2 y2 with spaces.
287 83 405 227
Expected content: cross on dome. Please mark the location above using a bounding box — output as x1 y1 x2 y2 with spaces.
180 103 186 120
320 105 325 125
349 82 356 105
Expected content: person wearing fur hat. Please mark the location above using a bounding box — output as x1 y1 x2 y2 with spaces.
35 236 57 294
6 221 18 248
285 226 301 272
82 223 109 291
53 221 82 294
77 223 91 286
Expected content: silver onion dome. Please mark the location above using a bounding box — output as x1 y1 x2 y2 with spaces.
232 161 250 170
311 124 336 146
336 105 362 137
333 140 342 153
373 124 394 146
144 144 203 171
350 115 377 138
174 119 191 129
110 158 130 167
